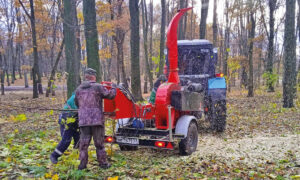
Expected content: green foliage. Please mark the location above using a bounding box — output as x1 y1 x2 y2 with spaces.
26 166 47 177
60 169 96 180
0 161 9 168
262 72 278 89
227 56 242 86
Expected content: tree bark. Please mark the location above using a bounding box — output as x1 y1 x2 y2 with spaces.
63 0 80 98
19 0 40 98
190 0 194 39
129 0 143 101
158 0 166 77
283 0 297 108
212 0 218 46
6 69 10 86
199 0 209 39
178 0 185 40
247 10 255 97
0 53 4 95
46 39 64 97
112 0 128 88
83 0 101 81
257 43 263 87
223 0 229 77
266 0 277 92
183 0 188 39
149 0 154 77
141 0 153 91
24 71 28 88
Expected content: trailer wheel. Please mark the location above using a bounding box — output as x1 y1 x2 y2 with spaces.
179 121 198 155
210 100 227 132
119 145 138 151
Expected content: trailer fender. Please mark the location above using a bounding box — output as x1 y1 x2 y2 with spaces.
175 115 197 138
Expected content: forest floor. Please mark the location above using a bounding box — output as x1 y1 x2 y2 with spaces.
0 88 300 179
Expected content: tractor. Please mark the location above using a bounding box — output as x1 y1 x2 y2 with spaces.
102 7 226 155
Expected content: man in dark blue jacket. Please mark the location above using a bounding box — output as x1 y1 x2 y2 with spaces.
50 93 79 164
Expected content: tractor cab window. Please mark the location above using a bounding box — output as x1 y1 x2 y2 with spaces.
178 47 211 75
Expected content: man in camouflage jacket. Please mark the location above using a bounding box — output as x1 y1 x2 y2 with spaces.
75 68 116 170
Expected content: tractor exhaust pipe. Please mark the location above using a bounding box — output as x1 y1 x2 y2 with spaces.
166 7 192 84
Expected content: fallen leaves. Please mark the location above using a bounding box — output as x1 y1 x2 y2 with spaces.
0 90 299 179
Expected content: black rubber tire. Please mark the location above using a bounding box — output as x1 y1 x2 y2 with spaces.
179 121 198 156
210 100 227 132
119 145 138 151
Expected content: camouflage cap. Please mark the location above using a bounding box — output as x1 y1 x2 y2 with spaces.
85 68 97 76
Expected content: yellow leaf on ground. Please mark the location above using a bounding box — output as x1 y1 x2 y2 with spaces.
106 148 113 156
44 172 52 178
16 114 27 122
6 157 12 163
9 115 16 122
108 176 118 180
52 174 59 180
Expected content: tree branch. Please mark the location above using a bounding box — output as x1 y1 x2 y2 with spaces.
18 0 31 19
259 0 269 39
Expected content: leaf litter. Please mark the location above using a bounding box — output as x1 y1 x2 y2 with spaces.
0 90 299 179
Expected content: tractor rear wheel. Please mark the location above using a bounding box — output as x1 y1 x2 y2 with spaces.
119 145 138 151
210 100 227 132
179 121 198 156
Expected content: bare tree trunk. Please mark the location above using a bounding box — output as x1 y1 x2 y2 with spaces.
144 75 148 93
178 0 185 40
183 0 188 39
141 0 153 91
212 0 218 46
266 0 277 92
223 0 229 77
15 7 23 81
6 69 10 86
199 0 209 39
158 0 166 77
149 0 154 78
83 0 101 81
24 71 28 88
257 45 262 88
0 53 4 95
247 10 255 97
19 0 41 98
63 0 80 98
190 0 194 39
129 0 143 101
46 39 64 97
283 0 297 108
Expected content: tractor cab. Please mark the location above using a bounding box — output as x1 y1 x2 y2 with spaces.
177 39 217 76
165 39 218 87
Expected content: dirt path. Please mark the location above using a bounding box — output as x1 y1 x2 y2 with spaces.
3 85 66 91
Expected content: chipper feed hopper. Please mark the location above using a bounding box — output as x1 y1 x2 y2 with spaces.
102 7 227 155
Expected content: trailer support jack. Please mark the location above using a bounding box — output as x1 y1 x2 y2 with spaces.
168 105 173 142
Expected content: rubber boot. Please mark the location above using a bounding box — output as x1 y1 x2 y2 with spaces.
96 149 111 169
50 151 60 164
78 139 89 170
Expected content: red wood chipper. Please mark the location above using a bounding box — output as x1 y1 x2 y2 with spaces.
102 7 227 155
